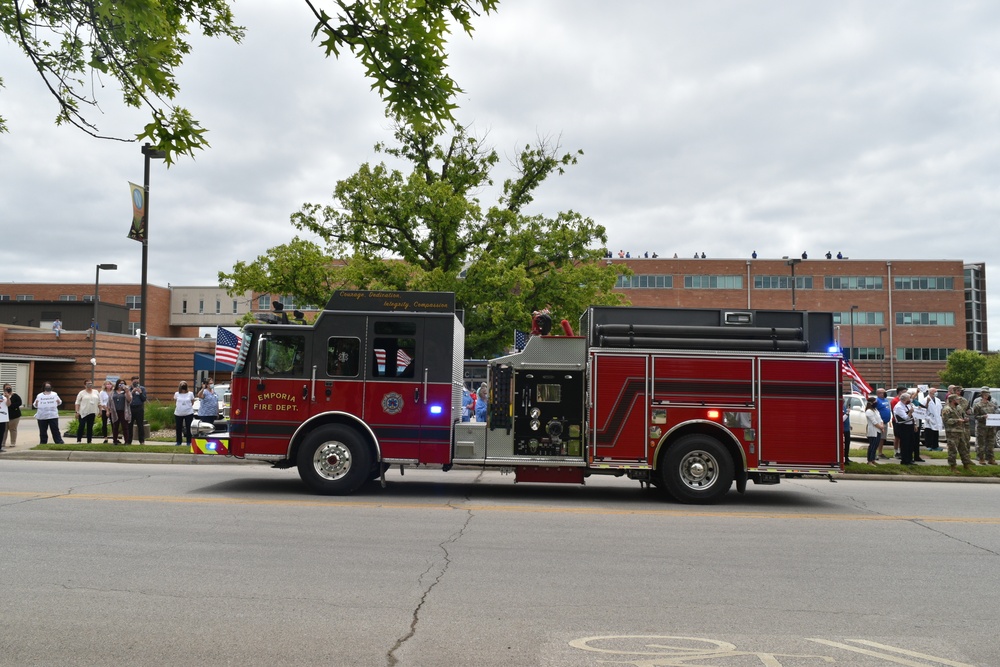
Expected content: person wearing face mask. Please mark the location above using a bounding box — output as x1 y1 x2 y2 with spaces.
33 382 64 444
74 380 101 444
1 383 22 448
173 381 195 447
129 376 148 445
99 380 113 443
196 378 219 432
108 379 133 445
0 385 10 451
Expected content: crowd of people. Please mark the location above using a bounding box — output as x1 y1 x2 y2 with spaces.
0 376 224 451
850 384 998 471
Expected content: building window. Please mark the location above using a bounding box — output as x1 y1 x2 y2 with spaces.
198 299 204 314
82 295 94 303
215 299 221 314
896 348 955 361
833 311 884 325
182 300 188 314
125 295 141 309
615 274 673 288
16 295 33 301
895 312 955 326
824 276 883 290
232 299 239 314
893 276 954 290
847 347 885 361
128 322 141 335
59 295 77 301
683 275 743 289
258 295 271 310
753 275 812 289
0 295 10 301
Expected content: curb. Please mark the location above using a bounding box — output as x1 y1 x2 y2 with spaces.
840 473 1000 483
0 450 265 465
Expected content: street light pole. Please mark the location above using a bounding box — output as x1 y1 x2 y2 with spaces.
139 143 166 387
91 263 118 384
849 304 858 364
878 327 887 389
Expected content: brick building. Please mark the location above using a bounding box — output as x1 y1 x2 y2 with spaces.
610 257 987 390
0 283 215 401
0 283 196 337
0 258 988 396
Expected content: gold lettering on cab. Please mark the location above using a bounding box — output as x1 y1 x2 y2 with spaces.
254 392 297 412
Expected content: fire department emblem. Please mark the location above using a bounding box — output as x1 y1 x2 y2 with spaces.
381 392 404 415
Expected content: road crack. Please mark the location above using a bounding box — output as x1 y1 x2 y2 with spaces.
385 499 475 666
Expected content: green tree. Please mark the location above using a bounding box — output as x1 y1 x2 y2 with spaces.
220 237 337 312
938 349 987 387
981 353 1000 387
224 123 627 357
1 0 496 162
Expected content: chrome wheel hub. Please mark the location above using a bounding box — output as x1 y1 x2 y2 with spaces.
314 441 352 481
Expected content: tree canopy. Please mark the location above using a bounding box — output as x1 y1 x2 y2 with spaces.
1 0 497 162
220 123 627 357
938 349 989 387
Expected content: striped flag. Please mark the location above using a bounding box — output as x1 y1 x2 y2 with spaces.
396 349 412 373
842 359 872 396
514 329 530 352
215 327 242 365
374 348 386 375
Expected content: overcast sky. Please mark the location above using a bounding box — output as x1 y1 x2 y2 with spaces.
1 1 998 346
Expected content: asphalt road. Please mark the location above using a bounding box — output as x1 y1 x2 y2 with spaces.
1 461 998 666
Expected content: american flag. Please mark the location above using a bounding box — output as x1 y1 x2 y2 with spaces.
215 327 242 365
514 329 530 352
396 349 412 372
374 348 386 374
841 359 872 396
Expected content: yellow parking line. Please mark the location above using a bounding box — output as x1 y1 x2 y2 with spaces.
2 491 1000 523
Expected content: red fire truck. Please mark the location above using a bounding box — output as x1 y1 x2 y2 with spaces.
226 290 843 504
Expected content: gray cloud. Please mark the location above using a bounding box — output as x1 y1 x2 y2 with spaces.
1 0 997 344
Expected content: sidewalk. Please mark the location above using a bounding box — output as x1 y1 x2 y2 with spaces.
1 416 258 466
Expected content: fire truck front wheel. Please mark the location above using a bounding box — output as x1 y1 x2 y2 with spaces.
661 435 734 504
297 425 373 495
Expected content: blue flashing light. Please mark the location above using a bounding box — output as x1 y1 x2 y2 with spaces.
827 345 841 355
429 405 443 415
207 441 217 451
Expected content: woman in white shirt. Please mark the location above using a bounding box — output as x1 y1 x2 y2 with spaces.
173 381 195 447
865 395 885 465
74 381 102 444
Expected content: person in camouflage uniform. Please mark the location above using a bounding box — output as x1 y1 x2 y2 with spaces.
942 394 973 471
972 387 998 465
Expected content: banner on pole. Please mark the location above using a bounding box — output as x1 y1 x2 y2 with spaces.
128 182 146 242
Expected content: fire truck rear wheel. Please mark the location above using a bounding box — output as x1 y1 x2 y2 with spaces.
661 435 734 504
297 425 372 495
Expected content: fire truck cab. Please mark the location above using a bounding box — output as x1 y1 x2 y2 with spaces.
227 291 843 504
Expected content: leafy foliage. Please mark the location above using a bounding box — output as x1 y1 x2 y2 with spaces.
938 349 988 387
225 123 627 357
1 0 243 162
1 0 496 161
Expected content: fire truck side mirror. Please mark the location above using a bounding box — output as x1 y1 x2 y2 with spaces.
255 336 268 375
